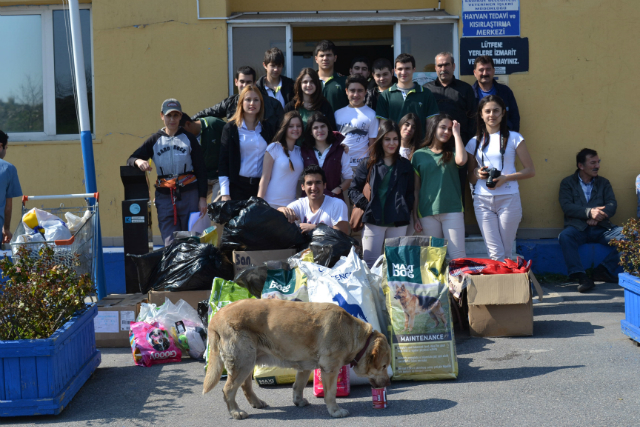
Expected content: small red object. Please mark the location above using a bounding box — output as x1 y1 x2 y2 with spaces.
313 366 350 397
372 387 387 409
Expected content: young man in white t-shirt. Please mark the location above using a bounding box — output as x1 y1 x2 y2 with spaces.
278 165 350 235
334 74 379 169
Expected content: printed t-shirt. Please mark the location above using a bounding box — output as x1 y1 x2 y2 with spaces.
264 143 304 207
411 147 462 217
466 131 524 196
287 195 348 227
334 105 379 166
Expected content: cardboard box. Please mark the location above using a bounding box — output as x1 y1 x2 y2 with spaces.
466 271 543 337
232 249 296 276
94 293 147 347
147 289 212 311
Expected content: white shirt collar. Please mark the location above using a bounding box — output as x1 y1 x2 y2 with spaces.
240 120 262 133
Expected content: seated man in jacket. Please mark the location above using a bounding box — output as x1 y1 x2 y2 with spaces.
558 148 623 292
278 165 350 235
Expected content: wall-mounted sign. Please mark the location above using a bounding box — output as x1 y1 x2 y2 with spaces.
462 0 520 37
460 37 529 75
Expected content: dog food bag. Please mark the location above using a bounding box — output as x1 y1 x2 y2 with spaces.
313 366 350 397
129 321 182 367
261 268 309 301
383 236 458 381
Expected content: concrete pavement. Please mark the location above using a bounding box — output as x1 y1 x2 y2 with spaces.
8 280 640 426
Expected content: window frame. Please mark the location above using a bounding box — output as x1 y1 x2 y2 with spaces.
0 4 94 143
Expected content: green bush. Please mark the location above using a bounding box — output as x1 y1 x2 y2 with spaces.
0 245 93 340
610 218 640 276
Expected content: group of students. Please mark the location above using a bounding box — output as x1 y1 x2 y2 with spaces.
127 40 535 267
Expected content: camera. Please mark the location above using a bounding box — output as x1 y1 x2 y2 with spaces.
485 168 501 188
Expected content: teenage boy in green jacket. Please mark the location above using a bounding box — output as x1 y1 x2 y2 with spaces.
181 114 226 202
375 53 439 135
314 40 349 113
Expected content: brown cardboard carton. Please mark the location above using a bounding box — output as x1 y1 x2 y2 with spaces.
232 249 296 276
94 293 147 347
466 271 543 337
147 289 212 311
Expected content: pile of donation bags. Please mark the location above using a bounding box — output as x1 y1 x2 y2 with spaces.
129 298 208 367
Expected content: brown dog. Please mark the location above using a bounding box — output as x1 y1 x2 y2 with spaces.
394 284 447 331
203 298 391 419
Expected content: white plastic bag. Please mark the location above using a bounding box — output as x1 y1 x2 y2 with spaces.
188 212 211 234
65 210 91 233
299 247 392 384
22 208 72 242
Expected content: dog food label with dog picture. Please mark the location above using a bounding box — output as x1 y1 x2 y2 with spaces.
382 236 458 381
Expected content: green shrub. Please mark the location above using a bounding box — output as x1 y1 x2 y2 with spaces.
0 245 93 340
610 218 640 276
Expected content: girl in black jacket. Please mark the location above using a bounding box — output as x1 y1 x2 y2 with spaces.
219 84 275 201
349 120 415 267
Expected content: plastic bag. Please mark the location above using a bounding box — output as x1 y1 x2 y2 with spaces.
65 210 91 233
299 247 390 385
128 248 165 294
200 226 219 247
208 197 306 251
129 321 182 367
22 208 72 242
382 236 458 381
148 241 234 292
189 212 211 234
307 224 360 267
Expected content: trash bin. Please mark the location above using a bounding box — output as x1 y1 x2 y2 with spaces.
121 166 152 293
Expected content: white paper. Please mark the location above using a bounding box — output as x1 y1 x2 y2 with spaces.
120 311 135 331
94 311 119 333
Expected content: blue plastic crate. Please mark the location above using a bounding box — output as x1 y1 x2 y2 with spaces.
620 273 640 345
0 304 101 417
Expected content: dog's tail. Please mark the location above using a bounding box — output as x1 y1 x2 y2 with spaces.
202 329 224 394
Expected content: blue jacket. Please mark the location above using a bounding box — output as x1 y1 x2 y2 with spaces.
472 80 520 132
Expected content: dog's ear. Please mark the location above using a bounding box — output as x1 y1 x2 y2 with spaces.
366 337 382 368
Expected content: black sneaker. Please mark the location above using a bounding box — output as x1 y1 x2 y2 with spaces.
592 264 618 283
570 272 595 293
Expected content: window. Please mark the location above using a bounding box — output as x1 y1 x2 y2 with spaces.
0 5 93 141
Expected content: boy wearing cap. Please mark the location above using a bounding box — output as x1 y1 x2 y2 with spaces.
375 53 439 134
256 47 295 109
127 99 208 246
314 40 349 112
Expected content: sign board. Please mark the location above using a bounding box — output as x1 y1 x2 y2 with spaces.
460 37 529 75
462 0 520 37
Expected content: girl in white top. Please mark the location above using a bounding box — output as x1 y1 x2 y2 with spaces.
398 113 423 160
258 111 305 208
466 95 535 261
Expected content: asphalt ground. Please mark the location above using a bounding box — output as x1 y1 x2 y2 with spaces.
7 280 640 427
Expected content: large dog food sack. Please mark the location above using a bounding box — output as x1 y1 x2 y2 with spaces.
383 236 458 381
129 321 182 367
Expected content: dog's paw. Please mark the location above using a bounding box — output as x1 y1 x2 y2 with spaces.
329 407 350 418
251 398 269 409
294 397 310 407
230 409 249 420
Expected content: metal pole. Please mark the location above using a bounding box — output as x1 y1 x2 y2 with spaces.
68 0 107 299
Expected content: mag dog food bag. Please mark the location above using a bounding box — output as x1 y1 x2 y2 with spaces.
261 268 309 302
382 236 458 381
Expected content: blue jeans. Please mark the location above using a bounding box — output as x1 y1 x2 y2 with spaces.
558 225 622 276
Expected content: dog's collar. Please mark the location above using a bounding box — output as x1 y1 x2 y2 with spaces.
350 333 373 368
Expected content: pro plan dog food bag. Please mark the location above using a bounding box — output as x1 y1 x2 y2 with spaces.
382 236 458 381
129 321 182 367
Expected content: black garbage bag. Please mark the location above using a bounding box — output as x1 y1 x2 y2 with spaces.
208 197 306 251
308 224 361 267
148 241 234 291
128 248 165 294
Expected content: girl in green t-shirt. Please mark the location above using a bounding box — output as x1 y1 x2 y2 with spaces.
412 113 468 259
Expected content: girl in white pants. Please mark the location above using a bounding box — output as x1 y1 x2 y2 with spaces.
412 114 468 259
349 120 415 267
466 95 535 261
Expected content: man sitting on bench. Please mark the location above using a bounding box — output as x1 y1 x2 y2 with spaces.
558 148 623 293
